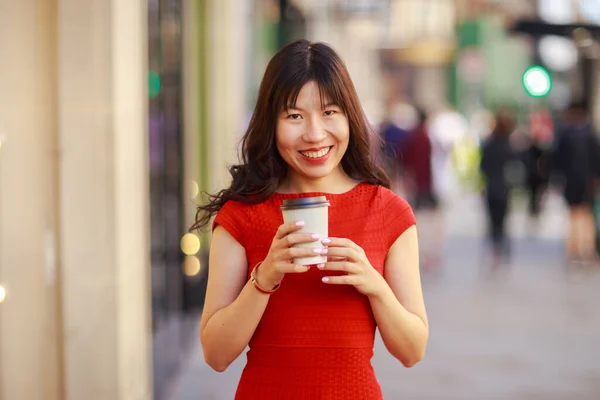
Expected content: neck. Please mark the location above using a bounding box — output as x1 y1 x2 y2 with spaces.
278 168 357 194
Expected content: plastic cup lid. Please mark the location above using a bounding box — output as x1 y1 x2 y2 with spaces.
280 196 330 210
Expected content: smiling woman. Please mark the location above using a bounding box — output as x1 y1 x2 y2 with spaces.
191 40 428 400
275 81 351 191
190 40 389 230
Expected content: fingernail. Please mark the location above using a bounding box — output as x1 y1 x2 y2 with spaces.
322 238 331 244
322 277 329 283
311 233 320 240
317 263 325 269
321 248 328 254
313 248 323 254
296 220 305 227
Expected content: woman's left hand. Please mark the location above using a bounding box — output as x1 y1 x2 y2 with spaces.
318 237 387 297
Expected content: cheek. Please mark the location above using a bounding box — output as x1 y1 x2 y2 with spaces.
330 120 350 144
276 122 305 149
275 130 295 157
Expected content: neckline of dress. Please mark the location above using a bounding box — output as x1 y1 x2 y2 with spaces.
273 182 367 199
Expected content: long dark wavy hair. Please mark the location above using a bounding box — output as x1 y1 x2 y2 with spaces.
190 40 390 232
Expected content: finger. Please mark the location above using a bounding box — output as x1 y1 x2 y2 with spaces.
280 232 322 248
274 220 306 240
321 275 357 285
286 246 326 259
317 261 358 273
276 262 311 274
323 247 357 261
321 237 363 252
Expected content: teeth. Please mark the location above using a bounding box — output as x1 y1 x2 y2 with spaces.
300 147 330 159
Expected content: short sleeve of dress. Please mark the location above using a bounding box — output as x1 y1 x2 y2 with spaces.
212 200 250 248
381 188 416 248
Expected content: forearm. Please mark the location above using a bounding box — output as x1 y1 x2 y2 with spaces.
201 280 270 371
369 283 429 367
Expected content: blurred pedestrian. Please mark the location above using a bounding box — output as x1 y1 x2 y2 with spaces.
521 139 551 239
523 109 553 224
552 101 600 266
480 109 517 268
378 102 414 195
523 139 549 218
402 108 441 270
191 40 428 399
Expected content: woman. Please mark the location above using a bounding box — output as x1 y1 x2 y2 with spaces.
191 40 428 399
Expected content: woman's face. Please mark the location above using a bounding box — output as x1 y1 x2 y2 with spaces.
276 81 350 184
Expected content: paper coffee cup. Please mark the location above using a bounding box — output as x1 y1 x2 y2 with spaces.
280 196 330 265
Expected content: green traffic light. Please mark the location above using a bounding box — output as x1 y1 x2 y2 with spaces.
522 66 552 98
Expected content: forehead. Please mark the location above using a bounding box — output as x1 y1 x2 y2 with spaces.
295 82 327 101
285 81 336 109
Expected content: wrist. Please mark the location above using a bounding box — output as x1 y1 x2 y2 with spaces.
255 262 282 290
366 274 391 302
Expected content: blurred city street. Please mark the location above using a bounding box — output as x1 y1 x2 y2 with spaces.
168 190 600 400
4 1 600 399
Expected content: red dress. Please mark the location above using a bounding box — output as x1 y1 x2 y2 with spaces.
213 183 416 399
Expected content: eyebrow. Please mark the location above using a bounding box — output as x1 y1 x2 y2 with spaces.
285 102 339 112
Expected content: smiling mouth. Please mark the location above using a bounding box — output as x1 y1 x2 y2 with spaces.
299 146 332 159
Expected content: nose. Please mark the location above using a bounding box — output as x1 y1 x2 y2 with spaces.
303 116 327 143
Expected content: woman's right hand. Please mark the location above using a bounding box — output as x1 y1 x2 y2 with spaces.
254 220 323 289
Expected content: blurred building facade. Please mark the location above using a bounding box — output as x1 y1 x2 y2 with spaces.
0 1 151 400
0 0 257 398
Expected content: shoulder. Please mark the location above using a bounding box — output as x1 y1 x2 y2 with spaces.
212 199 257 247
218 198 253 214
214 199 254 223
377 186 412 212
214 196 280 227
351 183 412 210
376 184 398 199
375 186 416 246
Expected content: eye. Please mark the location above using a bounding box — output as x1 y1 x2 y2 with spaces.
287 113 302 120
323 110 337 116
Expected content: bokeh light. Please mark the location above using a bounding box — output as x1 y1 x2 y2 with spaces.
522 66 552 98
180 233 200 256
539 36 578 72
538 0 574 24
189 180 200 200
0 285 6 304
183 255 201 277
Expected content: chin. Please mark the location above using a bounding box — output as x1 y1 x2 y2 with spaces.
298 166 331 177
302 172 333 181
297 163 340 180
